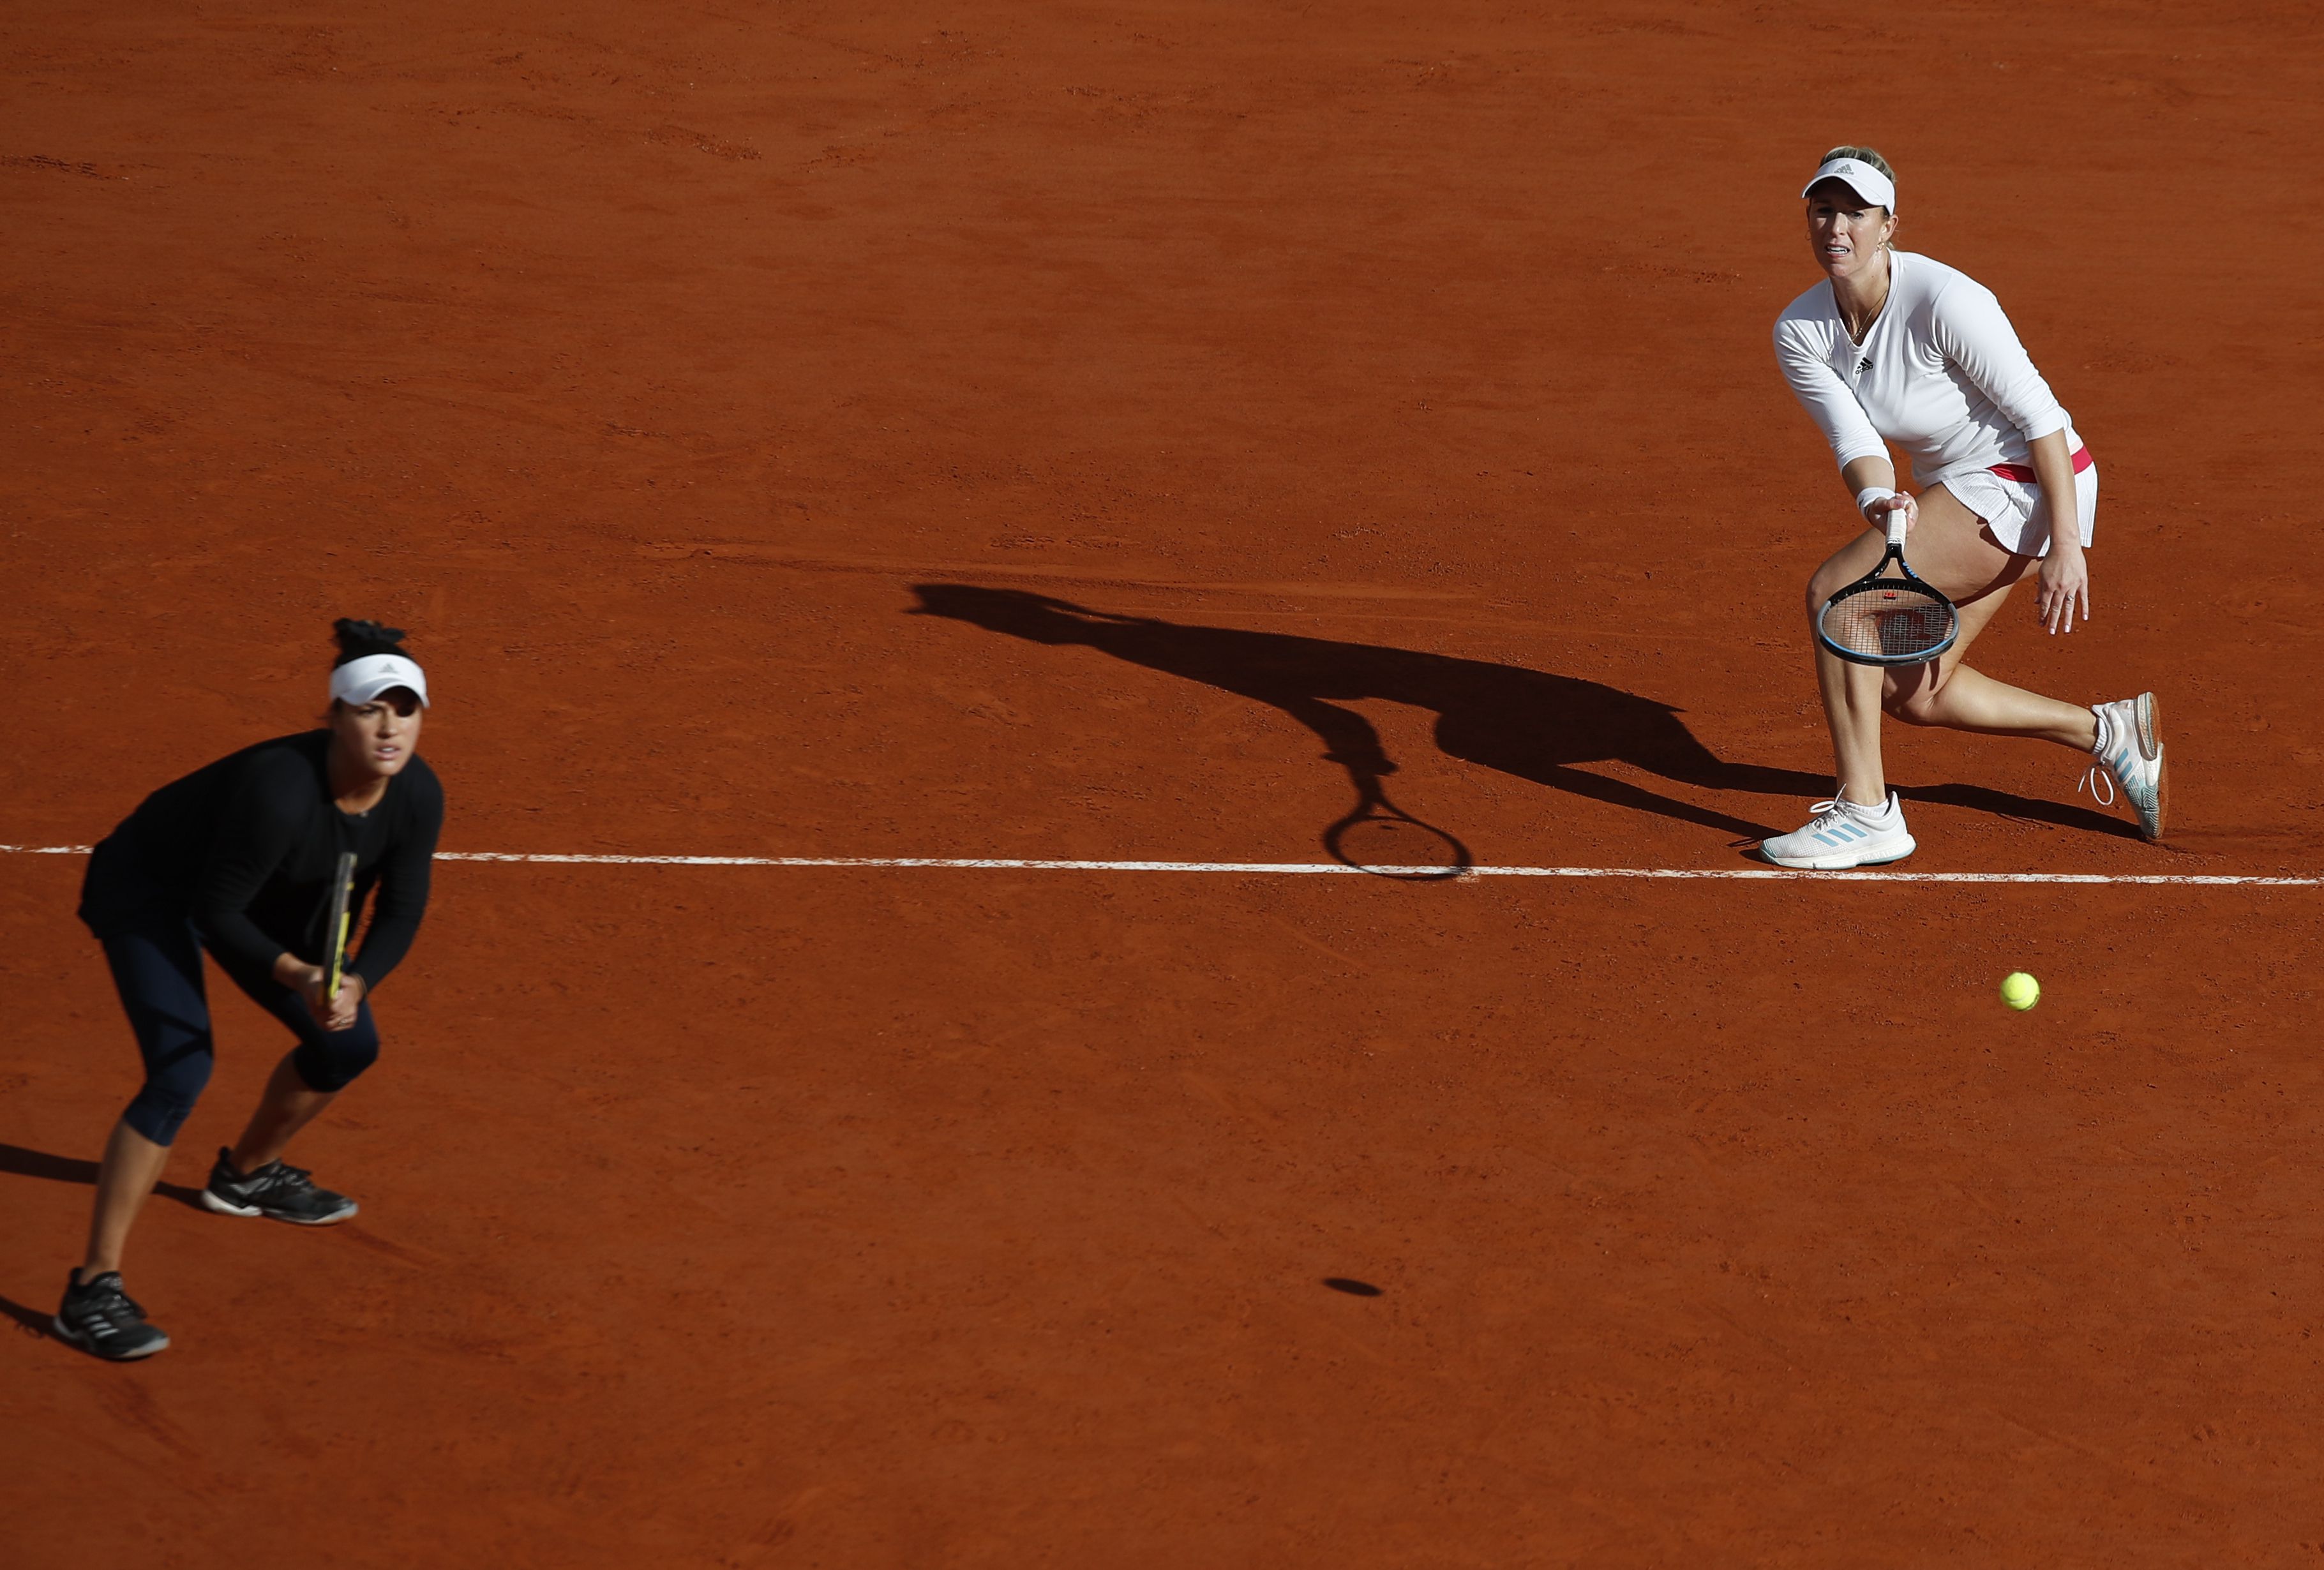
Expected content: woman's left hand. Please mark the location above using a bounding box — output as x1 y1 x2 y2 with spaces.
2037 545 2090 634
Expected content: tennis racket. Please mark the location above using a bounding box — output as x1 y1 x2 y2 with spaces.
1324 784 1473 881
1815 507 1960 667
322 851 357 1001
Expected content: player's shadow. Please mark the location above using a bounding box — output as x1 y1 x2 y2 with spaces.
0 1142 209 1349
0 1292 52 1341
909 584 2134 845
0 1142 208 1211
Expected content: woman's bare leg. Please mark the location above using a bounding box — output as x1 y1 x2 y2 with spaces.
1887 659 2099 747
1804 530 1907 805
79 1118 170 1283
1873 485 2099 749
1811 631 1890 806
227 1051 340 1174
1803 484 2098 799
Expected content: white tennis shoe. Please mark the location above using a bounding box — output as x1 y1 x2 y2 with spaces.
1760 791 1917 870
2083 692 2166 841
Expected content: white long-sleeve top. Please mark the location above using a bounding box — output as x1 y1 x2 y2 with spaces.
1773 250 2076 493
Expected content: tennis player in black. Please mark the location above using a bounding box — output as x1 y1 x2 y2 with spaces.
54 620 444 1359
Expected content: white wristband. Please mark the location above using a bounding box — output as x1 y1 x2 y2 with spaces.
1854 486 1898 520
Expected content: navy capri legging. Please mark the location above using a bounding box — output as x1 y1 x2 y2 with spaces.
100 909 380 1146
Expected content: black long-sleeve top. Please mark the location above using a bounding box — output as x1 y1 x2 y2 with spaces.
78 731 444 992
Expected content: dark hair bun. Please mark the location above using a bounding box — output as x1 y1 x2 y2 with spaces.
332 618 410 668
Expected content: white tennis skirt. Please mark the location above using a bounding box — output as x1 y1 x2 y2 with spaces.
1940 443 2099 558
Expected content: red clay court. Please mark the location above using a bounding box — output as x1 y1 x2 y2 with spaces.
5 3 2323 1564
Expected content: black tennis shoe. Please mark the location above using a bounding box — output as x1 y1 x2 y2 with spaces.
202 1148 359 1225
54 1270 170 1361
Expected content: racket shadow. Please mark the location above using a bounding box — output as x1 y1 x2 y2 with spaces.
909 585 2129 849
1323 790 1474 880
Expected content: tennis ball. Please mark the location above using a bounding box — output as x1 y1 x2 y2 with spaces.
2000 972 2041 1011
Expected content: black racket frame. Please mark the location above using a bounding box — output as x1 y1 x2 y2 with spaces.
322 849 357 1000
1814 511 1960 668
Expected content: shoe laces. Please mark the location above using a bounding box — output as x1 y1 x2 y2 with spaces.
78 1276 144 1321
2078 765 2117 808
269 1162 315 1192
1806 796 1887 828
241 1158 314 1196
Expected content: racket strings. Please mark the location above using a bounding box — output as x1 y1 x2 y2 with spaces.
1820 580 1955 661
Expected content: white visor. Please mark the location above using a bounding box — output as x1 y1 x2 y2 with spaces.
1801 156 1896 213
329 653 430 708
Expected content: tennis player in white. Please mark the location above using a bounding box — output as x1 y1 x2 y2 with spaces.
1761 146 2165 869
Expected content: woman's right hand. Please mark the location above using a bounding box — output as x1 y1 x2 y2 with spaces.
273 952 351 1029
1865 490 1919 537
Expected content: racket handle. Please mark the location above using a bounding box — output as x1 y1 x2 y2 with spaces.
1885 501 1910 548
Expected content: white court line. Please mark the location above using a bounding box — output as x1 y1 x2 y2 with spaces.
4 843 2317 886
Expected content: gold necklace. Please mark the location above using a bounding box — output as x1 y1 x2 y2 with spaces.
1843 262 1891 342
